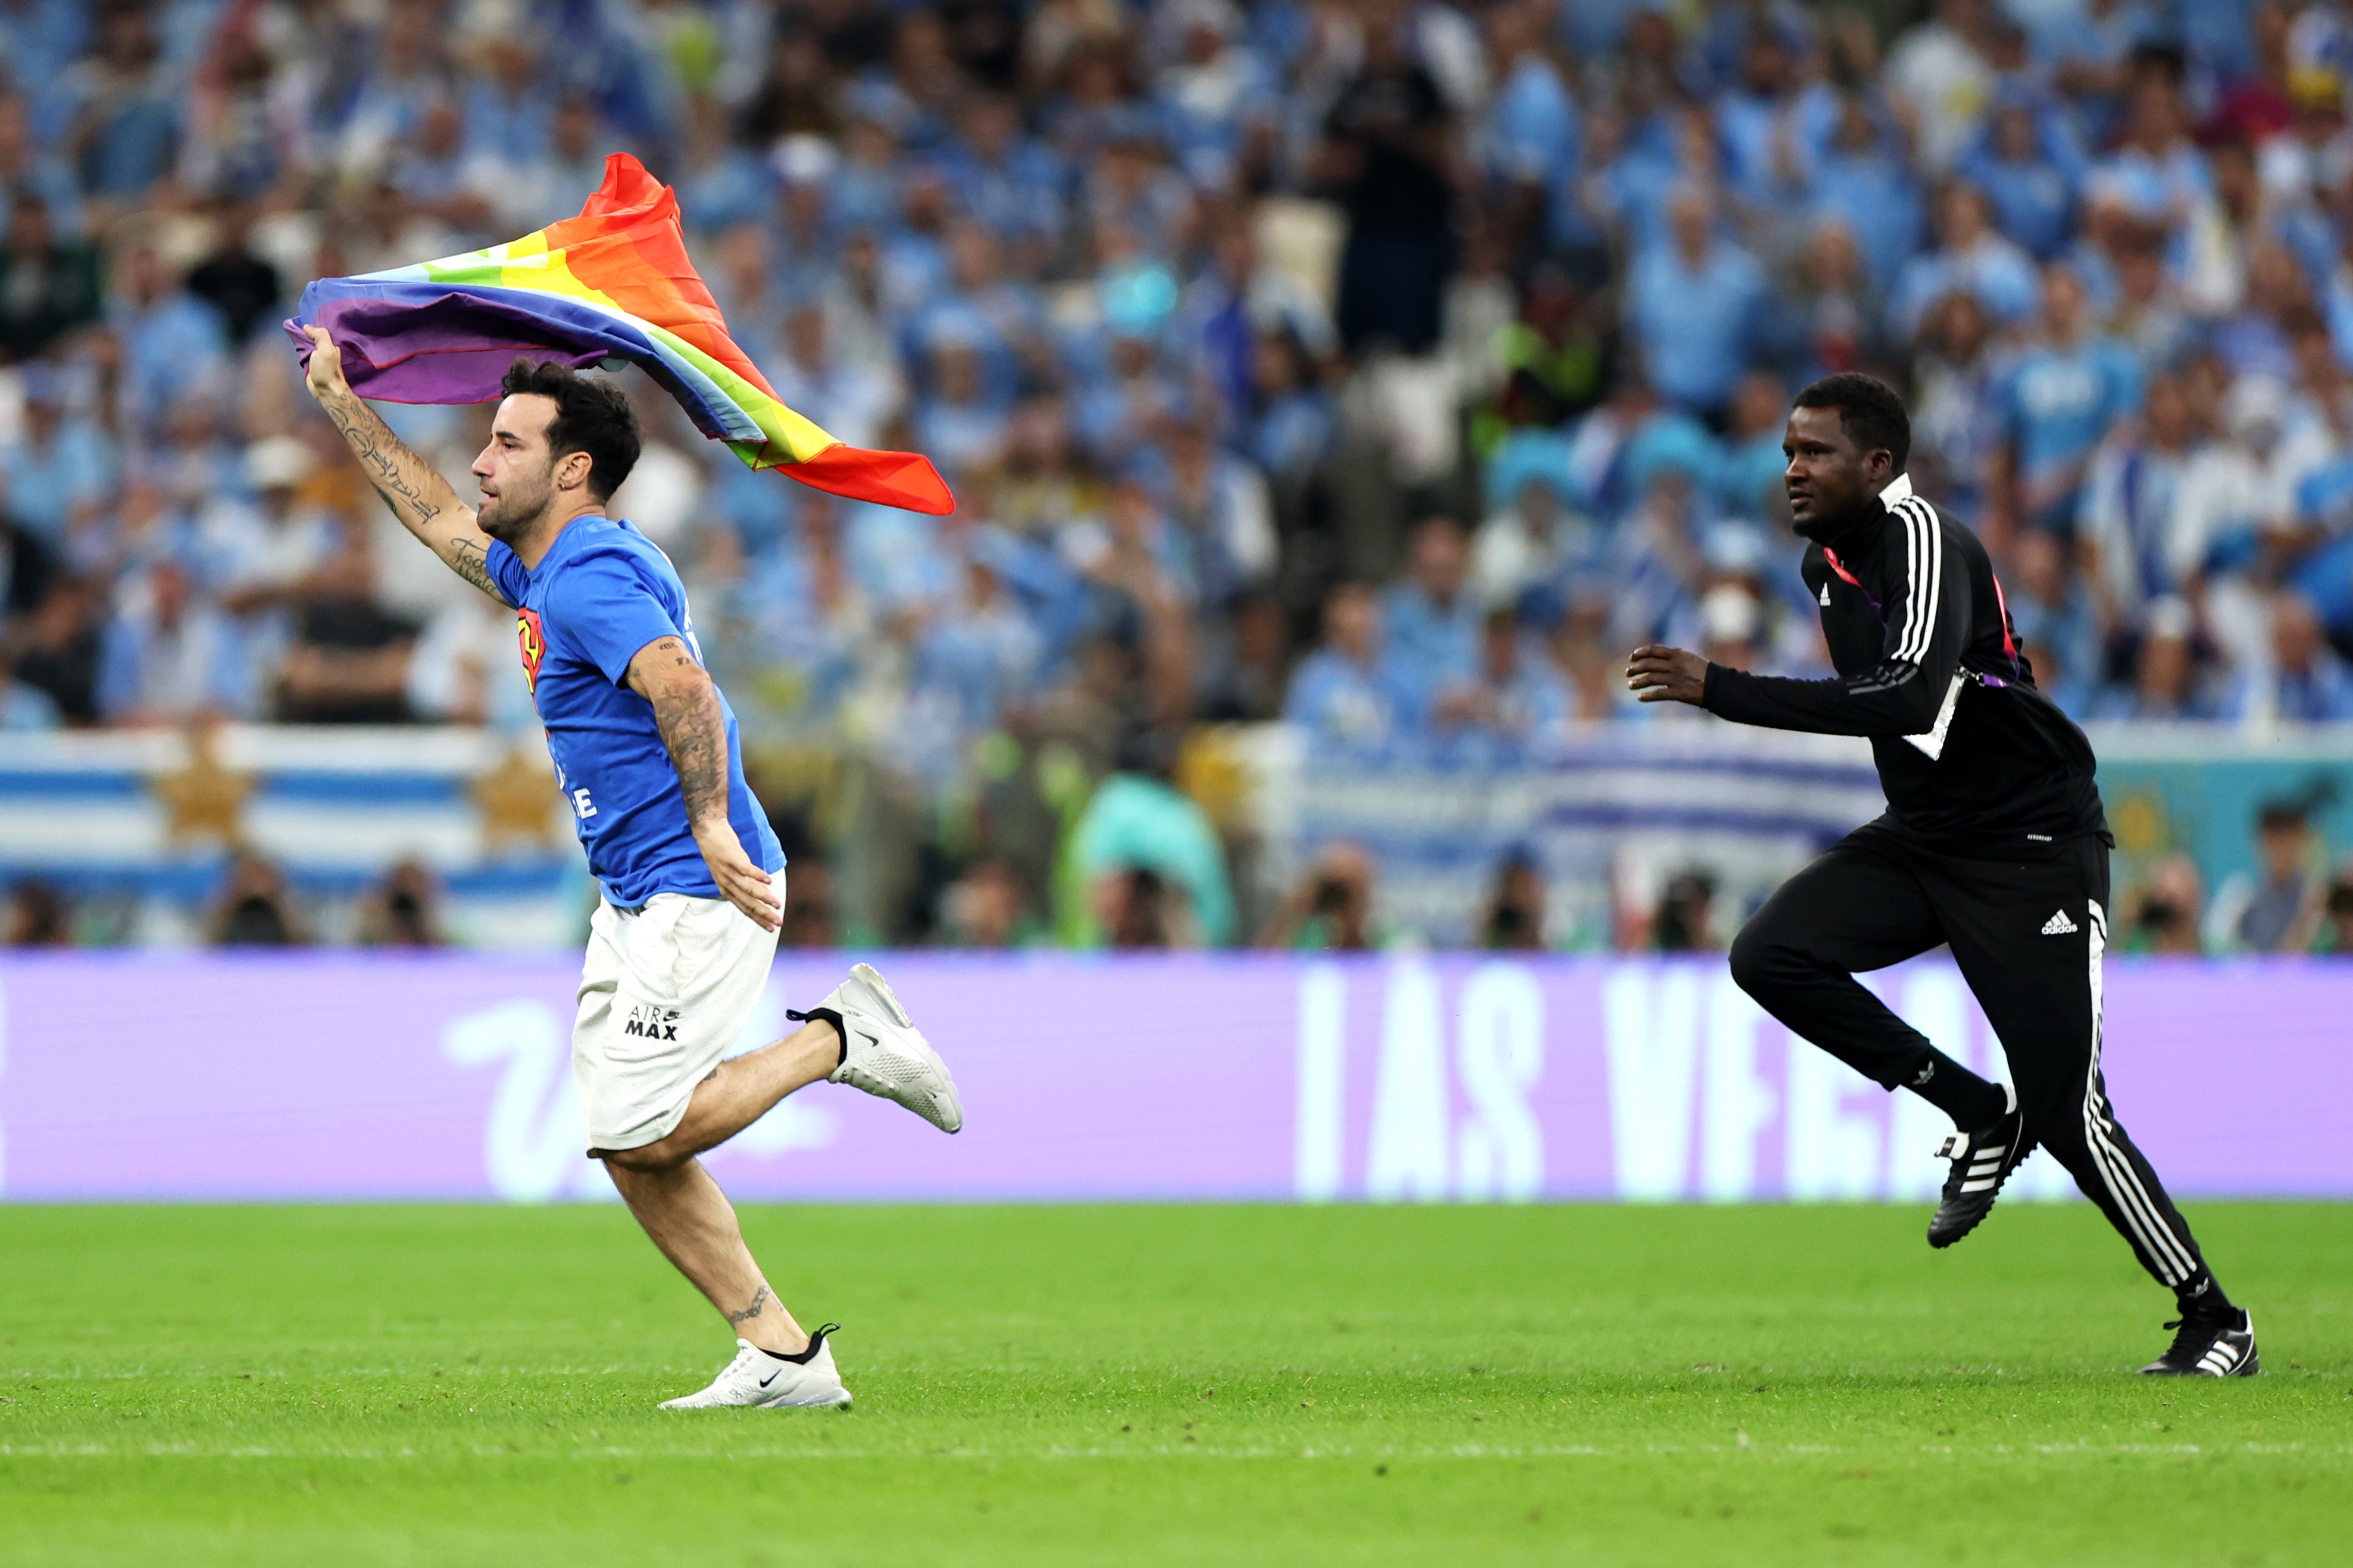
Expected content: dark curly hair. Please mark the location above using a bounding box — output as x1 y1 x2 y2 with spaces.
1792 371 1910 475
499 359 643 502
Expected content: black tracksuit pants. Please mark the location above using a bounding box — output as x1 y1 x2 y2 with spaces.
1729 819 2210 1290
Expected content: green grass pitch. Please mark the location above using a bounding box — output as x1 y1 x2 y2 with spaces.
1 1203 2348 1566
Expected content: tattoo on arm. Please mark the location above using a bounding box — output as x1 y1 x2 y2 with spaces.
647 640 730 829
318 393 458 530
447 536 508 606
727 1284 771 1326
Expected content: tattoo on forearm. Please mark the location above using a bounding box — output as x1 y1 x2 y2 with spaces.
318 392 511 603
320 394 448 530
727 1285 771 1326
649 641 730 828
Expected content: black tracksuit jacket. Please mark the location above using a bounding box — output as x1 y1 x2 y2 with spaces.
1700 474 2108 855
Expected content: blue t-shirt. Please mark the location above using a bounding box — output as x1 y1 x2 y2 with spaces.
1999 338 2142 481
487 515 784 907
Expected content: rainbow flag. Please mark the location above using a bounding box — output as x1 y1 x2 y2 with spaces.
285 154 952 515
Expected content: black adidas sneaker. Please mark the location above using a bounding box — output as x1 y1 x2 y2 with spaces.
1927 1088 2033 1248
2140 1309 2260 1377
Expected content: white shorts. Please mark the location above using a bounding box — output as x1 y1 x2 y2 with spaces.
573 887 779 1154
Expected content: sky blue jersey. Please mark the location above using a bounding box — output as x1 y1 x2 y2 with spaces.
487 515 784 907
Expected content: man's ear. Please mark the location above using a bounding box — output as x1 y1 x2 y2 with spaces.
554 449 595 495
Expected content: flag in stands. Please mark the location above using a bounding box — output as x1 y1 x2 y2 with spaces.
285 154 953 515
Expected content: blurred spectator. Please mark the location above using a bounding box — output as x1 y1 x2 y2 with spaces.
65 2 181 208
2002 530 2100 714
1623 186 1765 421
1259 840 1379 950
5 878 71 946
1548 590 1639 722
2122 854 2206 955
1803 99 1920 295
940 857 1042 947
1998 262 2143 537
1883 0 1994 174
207 850 304 947
95 557 245 723
1652 869 1718 951
273 536 419 724
1283 581 1408 754
0 193 99 359
2222 593 2353 724
2295 871 2353 955
1382 514 1477 710
1094 865 1176 949
778 860 837 949
2079 373 2200 640
1959 90 2082 262
1907 290 2001 518
1693 581 1765 674
1478 847 1546 950
1 493 57 618
184 205 284 345
1196 585 1287 722
1609 465 1707 651
1470 461 1579 612
5 574 102 724
2221 799 2320 953
1321 0 1457 355
1070 731 1233 947
1432 603 1567 759
107 237 231 425
357 858 445 948
1890 181 2039 339
2088 594 2212 720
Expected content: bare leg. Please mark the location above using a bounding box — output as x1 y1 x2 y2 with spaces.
607 1018 841 1169
605 1157 809 1354
598 1018 842 1354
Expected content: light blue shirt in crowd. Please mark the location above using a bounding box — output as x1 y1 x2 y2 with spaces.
1623 237 1767 411
2000 336 2143 485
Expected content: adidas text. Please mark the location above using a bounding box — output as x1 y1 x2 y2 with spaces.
2040 909 2078 936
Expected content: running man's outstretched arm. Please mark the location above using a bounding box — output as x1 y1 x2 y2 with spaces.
298 325 508 606
1629 520 1969 737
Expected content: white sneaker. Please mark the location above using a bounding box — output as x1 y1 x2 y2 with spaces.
808 962 963 1134
658 1329 852 1410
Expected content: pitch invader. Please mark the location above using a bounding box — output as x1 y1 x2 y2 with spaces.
304 328 964 1408
1627 373 2255 1378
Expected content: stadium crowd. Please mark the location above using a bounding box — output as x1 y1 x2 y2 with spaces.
8 0 2353 949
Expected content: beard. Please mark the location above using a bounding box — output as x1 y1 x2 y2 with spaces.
476 472 551 543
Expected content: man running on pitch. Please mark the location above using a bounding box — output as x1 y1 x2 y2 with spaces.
304 328 963 1408
1626 373 2254 1377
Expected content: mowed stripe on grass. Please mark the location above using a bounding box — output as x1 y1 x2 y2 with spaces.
1 1203 2348 1566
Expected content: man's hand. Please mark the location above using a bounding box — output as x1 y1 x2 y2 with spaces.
302 324 351 406
1626 644 1710 706
693 818 783 932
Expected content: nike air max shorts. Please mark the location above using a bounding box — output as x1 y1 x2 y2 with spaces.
574 886 780 1154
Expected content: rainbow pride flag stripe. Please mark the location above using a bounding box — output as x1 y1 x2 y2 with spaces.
286 154 952 515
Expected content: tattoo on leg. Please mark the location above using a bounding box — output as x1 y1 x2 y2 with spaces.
727 1284 771 1326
